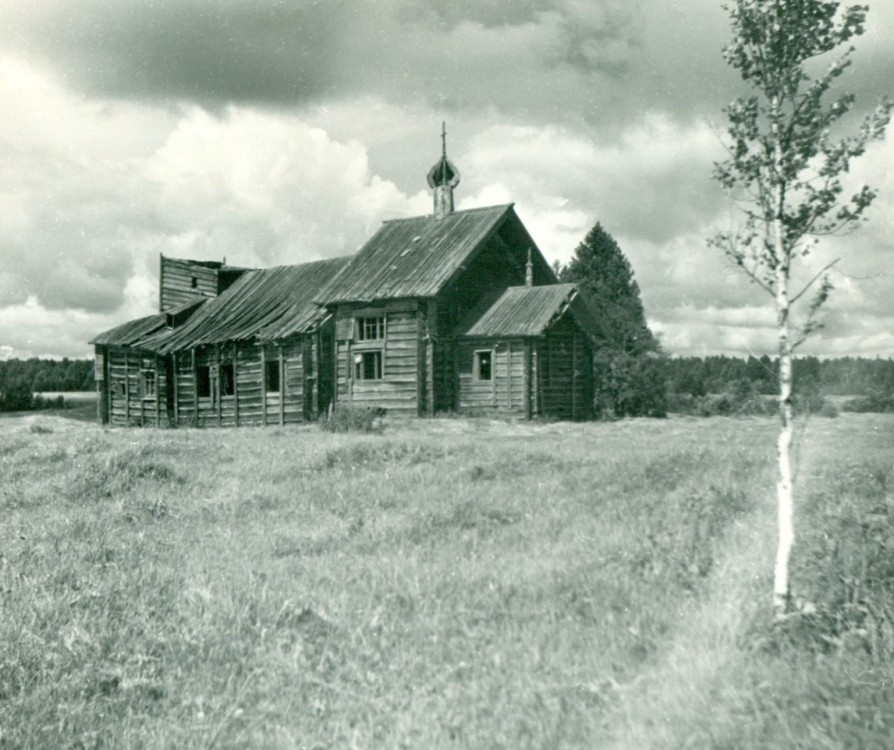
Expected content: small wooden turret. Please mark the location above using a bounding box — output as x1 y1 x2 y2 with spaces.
426 122 461 220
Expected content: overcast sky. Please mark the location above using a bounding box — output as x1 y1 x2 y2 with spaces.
2 0 893 359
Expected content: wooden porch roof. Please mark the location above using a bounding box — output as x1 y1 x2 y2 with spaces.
455 284 603 340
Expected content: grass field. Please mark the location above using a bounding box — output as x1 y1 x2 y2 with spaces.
1 412 892 748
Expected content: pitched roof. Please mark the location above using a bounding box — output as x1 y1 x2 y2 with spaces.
91 257 349 353
256 257 352 340
455 284 603 340
154 257 350 353
317 204 516 304
89 312 170 348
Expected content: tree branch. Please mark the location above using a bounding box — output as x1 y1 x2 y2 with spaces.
790 258 840 305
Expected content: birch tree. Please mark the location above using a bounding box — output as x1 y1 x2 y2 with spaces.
712 0 890 617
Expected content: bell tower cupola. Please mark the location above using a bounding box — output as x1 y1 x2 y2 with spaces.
426 122 461 220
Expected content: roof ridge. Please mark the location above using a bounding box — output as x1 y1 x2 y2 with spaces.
380 203 514 224
247 255 354 274
505 282 575 291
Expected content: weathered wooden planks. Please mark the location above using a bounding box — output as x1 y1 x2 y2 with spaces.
334 303 421 414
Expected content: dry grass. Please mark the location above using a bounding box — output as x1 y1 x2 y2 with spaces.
1 413 891 748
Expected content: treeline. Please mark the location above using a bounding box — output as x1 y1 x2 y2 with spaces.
591 354 894 419
0 358 94 394
2 355 893 416
0 358 94 412
664 355 894 398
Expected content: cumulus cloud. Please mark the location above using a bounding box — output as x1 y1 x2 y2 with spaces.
0 59 432 356
456 117 724 263
2 0 892 359
2 0 348 104
0 297 122 359
0 57 166 315
0 0 730 131
143 106 430 266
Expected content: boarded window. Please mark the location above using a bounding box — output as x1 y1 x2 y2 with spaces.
196 366 212 398
474 350 492 381
265 359 280 392
354 350 382 380
336 316 353 341
140 370 156 399
356 316 385 341
220 363 235 396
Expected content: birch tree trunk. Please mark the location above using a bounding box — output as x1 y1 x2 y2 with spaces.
774 265 795 616
772 104 794 617
715 0 890 617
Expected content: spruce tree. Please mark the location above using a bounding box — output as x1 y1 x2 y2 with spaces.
560 223 664 417
561 223 659 356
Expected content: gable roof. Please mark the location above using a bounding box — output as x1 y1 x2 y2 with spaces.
91 257 349 353
317 204 517 304
256 257 352 341
89 312 171 348
153 256 350 353
455 284 603 340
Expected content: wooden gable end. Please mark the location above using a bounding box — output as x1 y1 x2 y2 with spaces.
332 301 426 415
435 216 555 336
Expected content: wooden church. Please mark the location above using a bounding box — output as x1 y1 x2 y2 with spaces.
91 133 603 426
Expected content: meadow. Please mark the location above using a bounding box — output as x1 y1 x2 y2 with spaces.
1 412 892 748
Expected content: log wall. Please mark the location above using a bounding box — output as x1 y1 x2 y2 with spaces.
334 302 421 414
456 338 528 416
535 316 594 421
172 339 316 427
160 257 222 312
105 348 168 427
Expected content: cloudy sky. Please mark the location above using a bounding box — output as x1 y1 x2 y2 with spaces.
2 0 893 359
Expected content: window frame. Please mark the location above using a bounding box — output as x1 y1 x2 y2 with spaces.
356 315 385 342
196 365 212 399
220 362 236 397
353 350 383 381
139 369 156 400
265 359 281 393
474 349 493 381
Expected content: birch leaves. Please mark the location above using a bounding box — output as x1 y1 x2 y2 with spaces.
712 0 890 615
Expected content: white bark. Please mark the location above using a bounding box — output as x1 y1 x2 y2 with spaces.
772 102 795 617
775 266 795 617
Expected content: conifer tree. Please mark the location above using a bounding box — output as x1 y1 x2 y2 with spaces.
561 223 664 417
561 223 659 356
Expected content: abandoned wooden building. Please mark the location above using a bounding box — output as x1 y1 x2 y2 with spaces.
91 137 603 426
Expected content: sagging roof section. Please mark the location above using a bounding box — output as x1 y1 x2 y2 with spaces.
89 313 169 348
455 284 604 340
317 204 515 304
256 257 352 341
92 257 350 353
154 257 350 353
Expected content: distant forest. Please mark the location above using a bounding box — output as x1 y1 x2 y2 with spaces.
0 358 95 394
663 355 894 397
1 355 892 413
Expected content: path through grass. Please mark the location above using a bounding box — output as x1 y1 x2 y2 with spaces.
1 413 891 748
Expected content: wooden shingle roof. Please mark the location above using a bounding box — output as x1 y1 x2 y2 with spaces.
317 204 516 304
154 257 350 353
455 284 603 340
89 312 170 348
91 257 350 353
